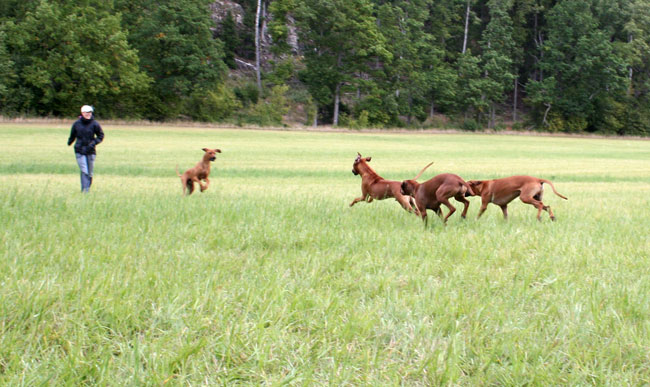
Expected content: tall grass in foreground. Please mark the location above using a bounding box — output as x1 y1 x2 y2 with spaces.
1 124 649 384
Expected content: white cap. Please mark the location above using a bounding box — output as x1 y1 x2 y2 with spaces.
81 105 94 113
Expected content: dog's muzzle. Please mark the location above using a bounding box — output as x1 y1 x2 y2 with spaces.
352 169 358 175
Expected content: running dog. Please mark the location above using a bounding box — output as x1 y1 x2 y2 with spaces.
350 153 431 214
401 169 473 226
467 175 568 221
176 148 221 195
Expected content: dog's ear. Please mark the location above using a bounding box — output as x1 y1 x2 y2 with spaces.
202 148 208 152
365 157 372 162
468 180 482 194
216 149 222 153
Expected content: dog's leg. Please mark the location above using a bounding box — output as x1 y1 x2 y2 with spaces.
181 177 188 195
350 194 368 207
416 203 428 226
395 194 415 213
532 189 556 220
438 198 456 223
181 175 193 195
500 205 508 219
436 185 457 223
454 194 470 219
349 197 363 207
477 197 490 219
546 205 556 221
415 200 424 217
199 178 209 192
520 194 546 221
408 196 421 216
187 180 195 195
189 177 203 195
403 196 421 216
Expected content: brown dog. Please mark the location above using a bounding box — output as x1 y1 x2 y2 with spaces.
176 148 221 195
350 153 431 214
401 169 473 226
467 176 568 221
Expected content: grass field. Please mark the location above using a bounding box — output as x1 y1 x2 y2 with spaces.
1 123 649 384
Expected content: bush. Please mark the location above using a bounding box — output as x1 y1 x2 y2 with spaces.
621 99 650 136
186 85 242 122
511 121 525 131
241 85 289 126
543 112 587 133
341 110 370 130
461 118 482 131
353 95 394 127
234 83 260 107
266 59 295 87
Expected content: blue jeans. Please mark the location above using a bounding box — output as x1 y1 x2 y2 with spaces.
75 153 96 192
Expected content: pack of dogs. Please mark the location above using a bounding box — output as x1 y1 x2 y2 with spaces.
177 149 568 224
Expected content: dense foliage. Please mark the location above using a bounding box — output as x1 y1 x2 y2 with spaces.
1 0 649 134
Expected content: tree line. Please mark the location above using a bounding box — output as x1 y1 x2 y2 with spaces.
1 0 649 135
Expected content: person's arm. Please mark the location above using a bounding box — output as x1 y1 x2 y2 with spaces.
67 123 76 146
93 122 104 145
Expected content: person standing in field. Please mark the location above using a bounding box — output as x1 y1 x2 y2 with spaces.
67 105 104 193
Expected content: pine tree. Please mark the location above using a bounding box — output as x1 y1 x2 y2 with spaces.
221 12 239 69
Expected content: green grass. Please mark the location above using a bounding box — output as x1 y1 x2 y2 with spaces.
1 123 649 384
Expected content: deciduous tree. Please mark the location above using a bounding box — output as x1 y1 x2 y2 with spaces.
3 0 150 117
527 0 627 131
118 0 227 120
480 0 516 128
294 0 390 126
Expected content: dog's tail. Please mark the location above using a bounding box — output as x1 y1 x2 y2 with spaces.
541 179 568 200
413 162 434 180
175 165 182 178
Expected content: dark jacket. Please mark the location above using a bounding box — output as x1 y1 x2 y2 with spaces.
68 115 104 155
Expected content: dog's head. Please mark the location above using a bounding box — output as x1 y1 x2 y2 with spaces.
466 180 483 196
400 179 419 196
202 148 222 161
352 152 371 175
399 162 432 196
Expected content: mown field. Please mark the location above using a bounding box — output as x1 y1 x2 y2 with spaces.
1 123 649 385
